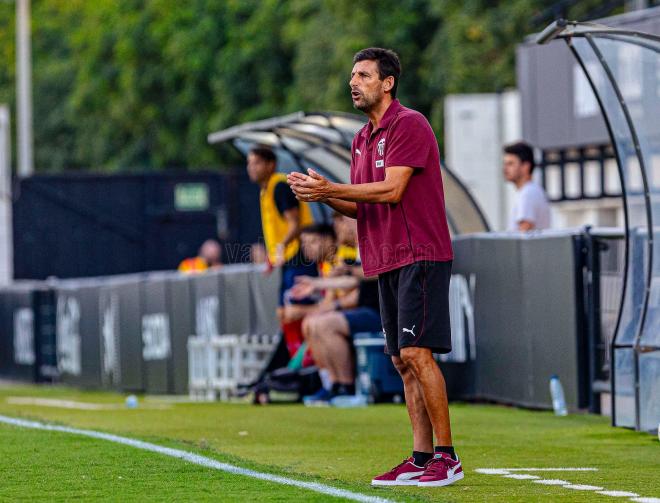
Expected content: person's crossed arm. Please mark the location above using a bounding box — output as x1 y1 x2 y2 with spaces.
287 167 414 219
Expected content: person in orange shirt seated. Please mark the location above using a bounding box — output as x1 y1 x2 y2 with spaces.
178 239 223 274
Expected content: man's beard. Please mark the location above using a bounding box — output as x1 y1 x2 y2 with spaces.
352 92 377 112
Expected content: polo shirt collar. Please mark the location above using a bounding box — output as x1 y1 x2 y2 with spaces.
360 99 402 138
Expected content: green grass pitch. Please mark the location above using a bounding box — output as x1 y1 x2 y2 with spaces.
0 383 658 502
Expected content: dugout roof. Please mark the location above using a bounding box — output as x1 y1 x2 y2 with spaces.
208 111 489 235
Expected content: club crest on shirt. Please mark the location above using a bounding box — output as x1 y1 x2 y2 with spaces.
377 138 385 157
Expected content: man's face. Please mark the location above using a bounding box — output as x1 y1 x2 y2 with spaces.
246 153 274 184
349 60 391 113
503 154 528 183
301 233 322 262
301 233 334 262
200 241 221 265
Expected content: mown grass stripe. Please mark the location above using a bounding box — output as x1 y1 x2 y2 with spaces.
0 414 395 503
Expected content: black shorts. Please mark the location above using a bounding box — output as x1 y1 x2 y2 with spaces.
378 260 452 356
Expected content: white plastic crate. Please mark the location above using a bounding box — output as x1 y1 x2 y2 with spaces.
187 334 279 401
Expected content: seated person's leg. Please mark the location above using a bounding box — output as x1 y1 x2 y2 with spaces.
302 313 330 374
306 311 354 394
282 303 319 324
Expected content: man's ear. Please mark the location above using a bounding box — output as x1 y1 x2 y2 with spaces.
383 76 395 94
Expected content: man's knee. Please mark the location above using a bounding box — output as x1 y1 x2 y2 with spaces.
399 347 433 373
302 314 322 339
391 355 411 377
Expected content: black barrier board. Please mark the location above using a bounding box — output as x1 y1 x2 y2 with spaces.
141 276 171 394
101 277 144 392
0 289 14 379
221 266 252 334
168 276 193 394
98 285 121 389
0 286 37 381
524 235 581 409
55 282 103 388
248 267 280 335
191 272 223 337
472 237 528 404
452 232 583 411
33 287 58 382
443 238 478 400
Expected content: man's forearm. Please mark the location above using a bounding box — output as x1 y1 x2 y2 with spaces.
325 198 358 218
328 180 401 204
309 275 359 291
281 224 299 247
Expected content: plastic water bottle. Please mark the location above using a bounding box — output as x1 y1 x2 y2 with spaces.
549 375 567 416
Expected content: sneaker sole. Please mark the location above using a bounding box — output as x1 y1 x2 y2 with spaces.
371 479 421 486
417 471 464 487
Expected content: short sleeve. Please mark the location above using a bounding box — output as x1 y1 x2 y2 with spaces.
273 181 299 215
514 188 538 224
384 114 433 169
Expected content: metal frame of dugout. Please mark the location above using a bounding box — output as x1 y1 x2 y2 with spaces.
540 19 660 432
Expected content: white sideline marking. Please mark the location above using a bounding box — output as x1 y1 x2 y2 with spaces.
476 467 597 473
7 397 119 410
597 491 639 497
499 467 599 472
563 484 604 491
478 466 657 502
6 397 171 410
0 415 393 503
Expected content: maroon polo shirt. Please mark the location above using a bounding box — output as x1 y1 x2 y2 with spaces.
350 99 453 277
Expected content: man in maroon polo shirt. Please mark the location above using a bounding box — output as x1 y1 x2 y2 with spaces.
288 47 462 488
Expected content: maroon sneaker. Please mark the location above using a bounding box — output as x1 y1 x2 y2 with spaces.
371 457 426 486
417 453 464 487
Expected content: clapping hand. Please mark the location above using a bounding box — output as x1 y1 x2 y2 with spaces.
287 169 332 202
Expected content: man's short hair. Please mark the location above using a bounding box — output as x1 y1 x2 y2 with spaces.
300 222 336 240
249 144 277 163
504 142 535 173
353 47 401 99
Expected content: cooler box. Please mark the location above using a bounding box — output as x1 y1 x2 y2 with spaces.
354 332 404 402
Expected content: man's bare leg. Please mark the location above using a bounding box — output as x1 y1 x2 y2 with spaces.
399 347 452 445
302 315 331 377
306 312 354 384
392 355 434 452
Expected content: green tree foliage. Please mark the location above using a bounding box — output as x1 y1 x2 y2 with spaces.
0 0 623 171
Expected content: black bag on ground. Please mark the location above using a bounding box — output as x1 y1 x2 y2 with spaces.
252 366 321 404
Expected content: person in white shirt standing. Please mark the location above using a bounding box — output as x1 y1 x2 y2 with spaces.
503 141 551 232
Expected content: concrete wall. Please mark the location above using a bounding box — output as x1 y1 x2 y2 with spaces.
444 91 521 231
